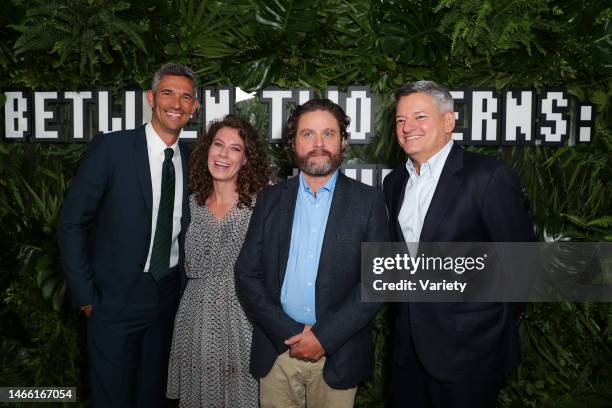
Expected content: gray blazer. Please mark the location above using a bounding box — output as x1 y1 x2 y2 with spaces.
235 172 389 389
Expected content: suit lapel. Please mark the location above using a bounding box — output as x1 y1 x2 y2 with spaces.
317 173 349 275
179 141 190 232
134 126 153 214
419 142 464 242
277 176 299 287
392 168 409 242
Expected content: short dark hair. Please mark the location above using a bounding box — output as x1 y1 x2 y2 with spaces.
286 98 350 144
151 63 198 95
395 80 453 113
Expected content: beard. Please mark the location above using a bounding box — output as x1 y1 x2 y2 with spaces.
295 148 343 177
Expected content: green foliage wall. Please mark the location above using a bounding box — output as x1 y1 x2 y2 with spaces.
1 1 611 406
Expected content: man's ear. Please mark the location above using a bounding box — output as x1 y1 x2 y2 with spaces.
191 99 200 115
191 99 200 117
146 90 155 108
444 111 456 134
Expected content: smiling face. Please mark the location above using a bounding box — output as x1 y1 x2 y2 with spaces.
147 74 199 144
395 92 455 167
207 126 247 184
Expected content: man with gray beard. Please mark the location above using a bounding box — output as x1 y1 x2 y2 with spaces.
236 99 389 408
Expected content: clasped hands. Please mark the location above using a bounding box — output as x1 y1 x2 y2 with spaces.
284 324 325 362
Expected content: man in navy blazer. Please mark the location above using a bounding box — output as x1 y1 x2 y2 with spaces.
236 99 389 407
57 63 199 407
383 81 536 408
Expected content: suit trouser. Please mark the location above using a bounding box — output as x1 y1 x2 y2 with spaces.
389 328 505 408
87 270 180 408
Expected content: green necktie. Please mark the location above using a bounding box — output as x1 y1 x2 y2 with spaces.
149 147 175 281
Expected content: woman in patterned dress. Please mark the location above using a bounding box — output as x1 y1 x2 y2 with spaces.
167 114 271 407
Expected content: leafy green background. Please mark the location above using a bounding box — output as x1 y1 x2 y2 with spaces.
1 0 611 406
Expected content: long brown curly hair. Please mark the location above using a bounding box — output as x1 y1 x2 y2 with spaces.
189 114 271 209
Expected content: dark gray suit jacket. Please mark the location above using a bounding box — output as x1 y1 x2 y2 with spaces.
235 172 389 389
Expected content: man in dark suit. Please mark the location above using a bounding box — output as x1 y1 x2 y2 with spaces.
57 63 199 407
383 81 536 408
236 98 389 407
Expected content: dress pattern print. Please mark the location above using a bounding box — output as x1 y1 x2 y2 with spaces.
167 195 258 407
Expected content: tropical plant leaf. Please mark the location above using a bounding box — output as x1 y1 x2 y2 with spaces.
255 0 318 34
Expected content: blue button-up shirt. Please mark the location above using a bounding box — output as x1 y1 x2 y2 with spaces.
281 170 339 325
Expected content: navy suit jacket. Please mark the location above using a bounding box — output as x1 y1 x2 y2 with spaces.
383 142 536 383
235 172 389 389
57 126 190 320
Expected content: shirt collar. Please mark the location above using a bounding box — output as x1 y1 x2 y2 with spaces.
299 169 339 197
405 139 454 182
145 123 179 157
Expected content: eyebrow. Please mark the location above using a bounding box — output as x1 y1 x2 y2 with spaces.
213 138 243 148
299 128 337 133
159 88 195 97
396 110 428 117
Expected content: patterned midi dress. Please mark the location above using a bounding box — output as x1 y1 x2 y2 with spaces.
167 195 258 407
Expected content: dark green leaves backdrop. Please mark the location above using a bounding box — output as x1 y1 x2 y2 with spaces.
1 1 610 406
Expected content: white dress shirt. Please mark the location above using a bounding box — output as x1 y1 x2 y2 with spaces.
143 123 183 272
398 139 454 249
